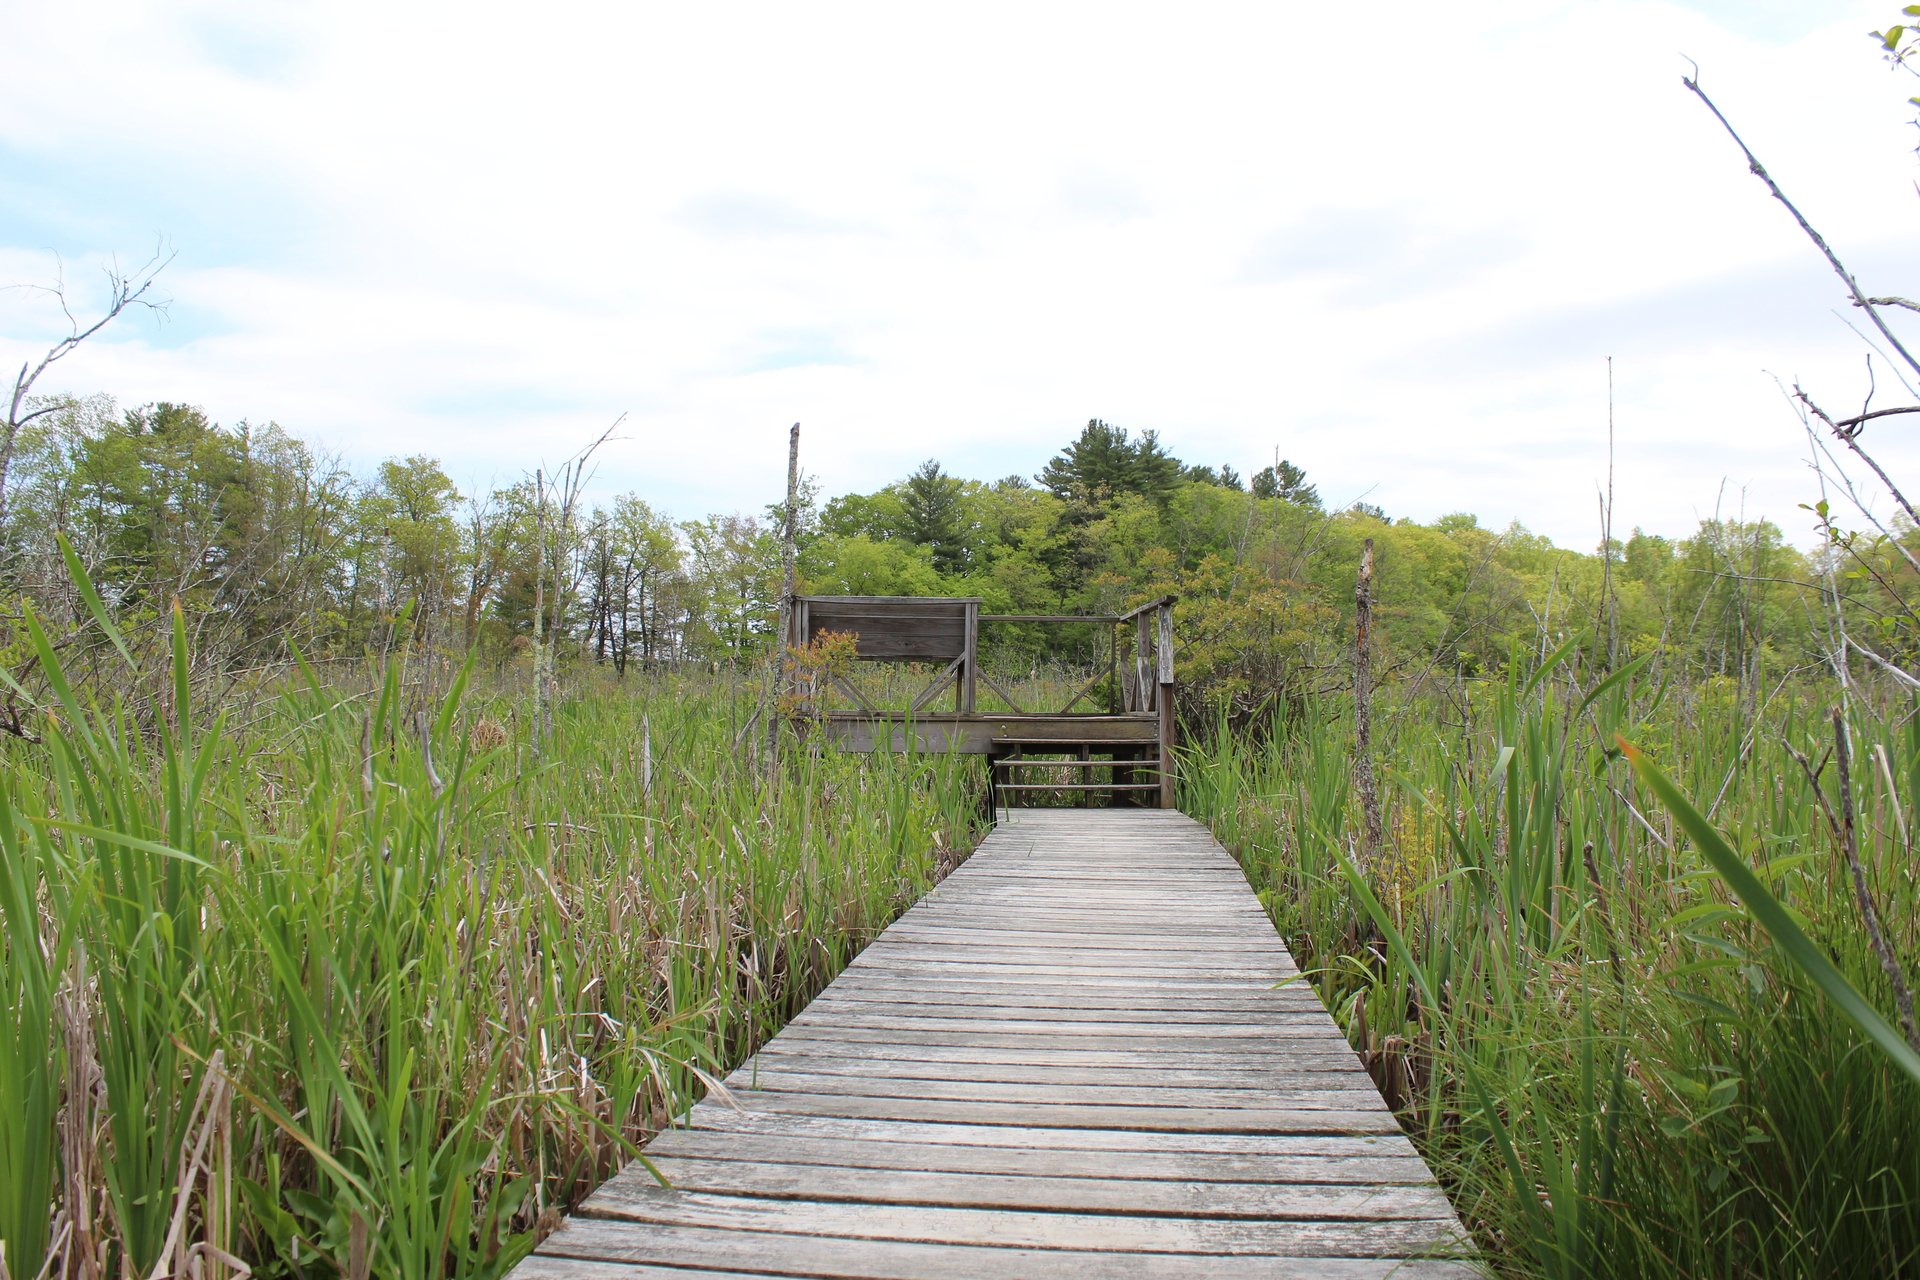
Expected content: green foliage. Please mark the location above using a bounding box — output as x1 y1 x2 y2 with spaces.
1034 418 1182 508
1249 458 1318 507
898 459 976 574
1874 8 1920 117
1184 661 1920 1277
0 594 984 1275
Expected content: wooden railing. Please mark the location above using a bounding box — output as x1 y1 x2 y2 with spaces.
971 595 1175 717
788 593 1175 721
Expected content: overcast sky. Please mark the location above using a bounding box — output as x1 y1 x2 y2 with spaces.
3 1 1917 551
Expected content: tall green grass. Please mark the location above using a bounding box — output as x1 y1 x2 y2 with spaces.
0 613 984 1278
1184 655 1920 1278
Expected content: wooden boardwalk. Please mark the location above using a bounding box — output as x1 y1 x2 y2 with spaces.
514 809 1474 1278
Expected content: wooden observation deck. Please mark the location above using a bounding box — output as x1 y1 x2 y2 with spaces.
785 595 1179 808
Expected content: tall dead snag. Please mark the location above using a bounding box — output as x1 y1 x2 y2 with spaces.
770 422 801 771
1353 537 1382 871
530 418 622 761
532 466 547 762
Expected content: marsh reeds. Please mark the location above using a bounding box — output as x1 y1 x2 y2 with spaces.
0 613 983 1278
1184 650 1920 1278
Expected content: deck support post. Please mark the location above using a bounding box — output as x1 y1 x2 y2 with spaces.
1156 602 1176 809
962 600 978 713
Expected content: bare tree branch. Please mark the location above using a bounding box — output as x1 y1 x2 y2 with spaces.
1795 384 1920 532
1833 405 1920 431
1683 76 1920 380
2 243 174 540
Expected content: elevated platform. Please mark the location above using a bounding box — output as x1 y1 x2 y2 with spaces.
787 594 1179 807
511 811 1474 1278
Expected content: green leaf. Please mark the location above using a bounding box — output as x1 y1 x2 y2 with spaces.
23 816 212 868
1521 631 1583 703
1575 650 1653 719
58 533 137 673
1621 737 1920 1086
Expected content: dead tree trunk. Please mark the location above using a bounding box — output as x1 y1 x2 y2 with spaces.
769 423 801 770
1353 537 1382 872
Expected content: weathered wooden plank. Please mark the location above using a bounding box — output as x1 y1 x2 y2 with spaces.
785 1012 1342 1037
640 1129 1436 1184
673 1108 1425 1158
747 1043 1368 1075
766 1026 1360 1053
509 1260 766 1280
537 1218 1480 1279
717 1071 1391 1110
820 983 1320 1005
734 1052 1365 1089
509 810 1470 1278
577 1190 1467 1256
685 1090 1406 1134
840 959 1298 981
803 998 1329 1024
863 937 1295 960
598 1157 1456 1219
820 714 1159 753
813 989 1330 1013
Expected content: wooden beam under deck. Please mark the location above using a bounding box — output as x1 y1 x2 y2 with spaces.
817 713 1160 754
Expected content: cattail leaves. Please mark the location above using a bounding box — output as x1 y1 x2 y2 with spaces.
1622 737 1920 1085
0 550 984 1275
1186 648 1920 1275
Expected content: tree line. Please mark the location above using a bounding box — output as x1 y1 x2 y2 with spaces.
0 399 1859 716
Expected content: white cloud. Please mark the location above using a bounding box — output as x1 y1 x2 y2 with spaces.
3 0 1917 549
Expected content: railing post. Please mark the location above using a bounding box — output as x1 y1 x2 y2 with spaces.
1135 614 1152 713
962 601 978 713
1156 603 1176 808
1108 622 1119 713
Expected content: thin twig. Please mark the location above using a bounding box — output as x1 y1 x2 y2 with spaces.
1683 76 1920 379
1796 386 1920 533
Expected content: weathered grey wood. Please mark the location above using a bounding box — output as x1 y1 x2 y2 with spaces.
685 1090 1405 1133
821 713 1158 753
733 1054 1368 1090
745 1042 1366 1072
716 1070 1391 1109
599 1157 1457 1219
675 1108 1426 1157
766 1026 1362 1054
509 811 1472 1277
578 1192 1464 1255
961 599 977 713
536 1218 1480 1279
640 1129 1438 1184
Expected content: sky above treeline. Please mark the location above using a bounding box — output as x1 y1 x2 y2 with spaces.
3 1 1917 552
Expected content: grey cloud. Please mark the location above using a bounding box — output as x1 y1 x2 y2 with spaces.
1406 253 1864 380
1241 206 1527 300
